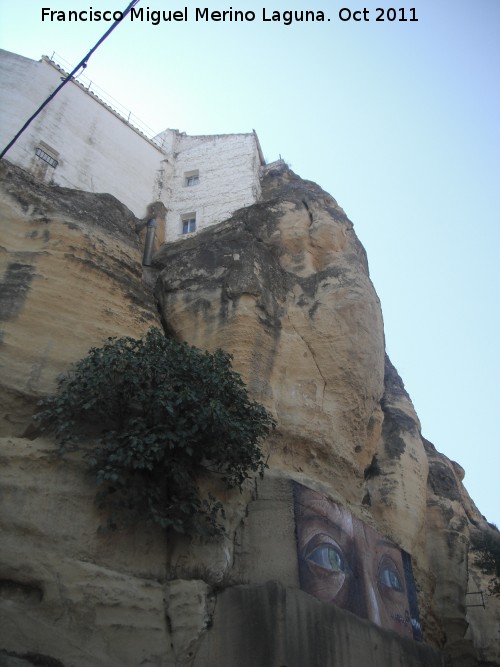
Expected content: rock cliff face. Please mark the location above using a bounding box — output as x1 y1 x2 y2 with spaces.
0 160 158 435
152 165 499 665
0 161 498 667
154 167 385 490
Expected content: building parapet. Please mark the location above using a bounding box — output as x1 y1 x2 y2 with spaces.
44 53 166 152
0 48 271 230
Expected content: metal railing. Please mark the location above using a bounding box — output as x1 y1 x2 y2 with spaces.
46 52 166 150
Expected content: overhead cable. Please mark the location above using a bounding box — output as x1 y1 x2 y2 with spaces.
0 0 141 160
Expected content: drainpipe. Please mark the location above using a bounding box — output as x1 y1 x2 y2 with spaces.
142 218 157 266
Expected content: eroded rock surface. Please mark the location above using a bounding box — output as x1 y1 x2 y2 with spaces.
0 160 158 435
153 166 385 501
153 164 500 664
1 162 498 666
0 437 170 666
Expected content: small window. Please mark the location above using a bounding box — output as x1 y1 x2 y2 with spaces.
35 146 58 168
181 214 196 234
184 170 199 187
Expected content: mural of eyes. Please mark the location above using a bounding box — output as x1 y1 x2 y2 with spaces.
305 541 348 573
378 557 404 593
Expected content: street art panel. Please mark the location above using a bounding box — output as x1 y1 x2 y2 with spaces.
293 482 423 641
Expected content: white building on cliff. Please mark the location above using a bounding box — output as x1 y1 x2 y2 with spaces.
0 49 265 241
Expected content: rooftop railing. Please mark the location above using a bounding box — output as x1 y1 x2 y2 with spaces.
45 52 166 151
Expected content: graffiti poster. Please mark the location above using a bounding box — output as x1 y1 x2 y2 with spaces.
293 482 423 641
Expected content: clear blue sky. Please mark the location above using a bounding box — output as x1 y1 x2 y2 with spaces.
1 0 499 525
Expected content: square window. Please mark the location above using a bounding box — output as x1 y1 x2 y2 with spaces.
182 215 196 234
184 170 199 187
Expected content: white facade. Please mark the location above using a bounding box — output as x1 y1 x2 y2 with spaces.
156 130 263 239
0 49 265 242
0 49 165 219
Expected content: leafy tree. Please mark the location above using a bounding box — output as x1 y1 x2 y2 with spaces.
38 327 275 536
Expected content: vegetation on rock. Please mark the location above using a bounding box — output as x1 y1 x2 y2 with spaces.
37 327 275 536
471 525 500 597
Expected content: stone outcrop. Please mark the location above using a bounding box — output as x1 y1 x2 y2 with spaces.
152 164 499 664
0 437 170 666
0 161 498 666
0 160 159 436
153 166 385 499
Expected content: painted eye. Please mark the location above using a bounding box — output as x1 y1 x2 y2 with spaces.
307 545 347 572
379 566 404 592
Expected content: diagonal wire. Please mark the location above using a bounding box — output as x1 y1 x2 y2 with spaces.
0 0 141 160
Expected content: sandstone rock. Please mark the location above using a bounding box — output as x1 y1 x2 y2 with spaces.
165 579 214 665
1 162 499 666
363 354 428 553
153 164 499 662
0 437 171 667
0 160 159 436
465 526 500 665
153 166 385 505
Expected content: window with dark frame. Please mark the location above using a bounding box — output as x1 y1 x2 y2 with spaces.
35 147 58 168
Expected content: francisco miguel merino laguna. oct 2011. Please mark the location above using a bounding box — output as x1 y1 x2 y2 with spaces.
41 6 328 25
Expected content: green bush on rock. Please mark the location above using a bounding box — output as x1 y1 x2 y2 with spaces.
471 525 500 597
38 327 275 536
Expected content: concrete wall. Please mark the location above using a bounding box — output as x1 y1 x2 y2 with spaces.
193 582 444 667
0 50 165 219
156 130 263 241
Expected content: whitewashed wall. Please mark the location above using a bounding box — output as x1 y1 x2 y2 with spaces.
156 130 263 241
0 50 264 237
0 50 165 218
